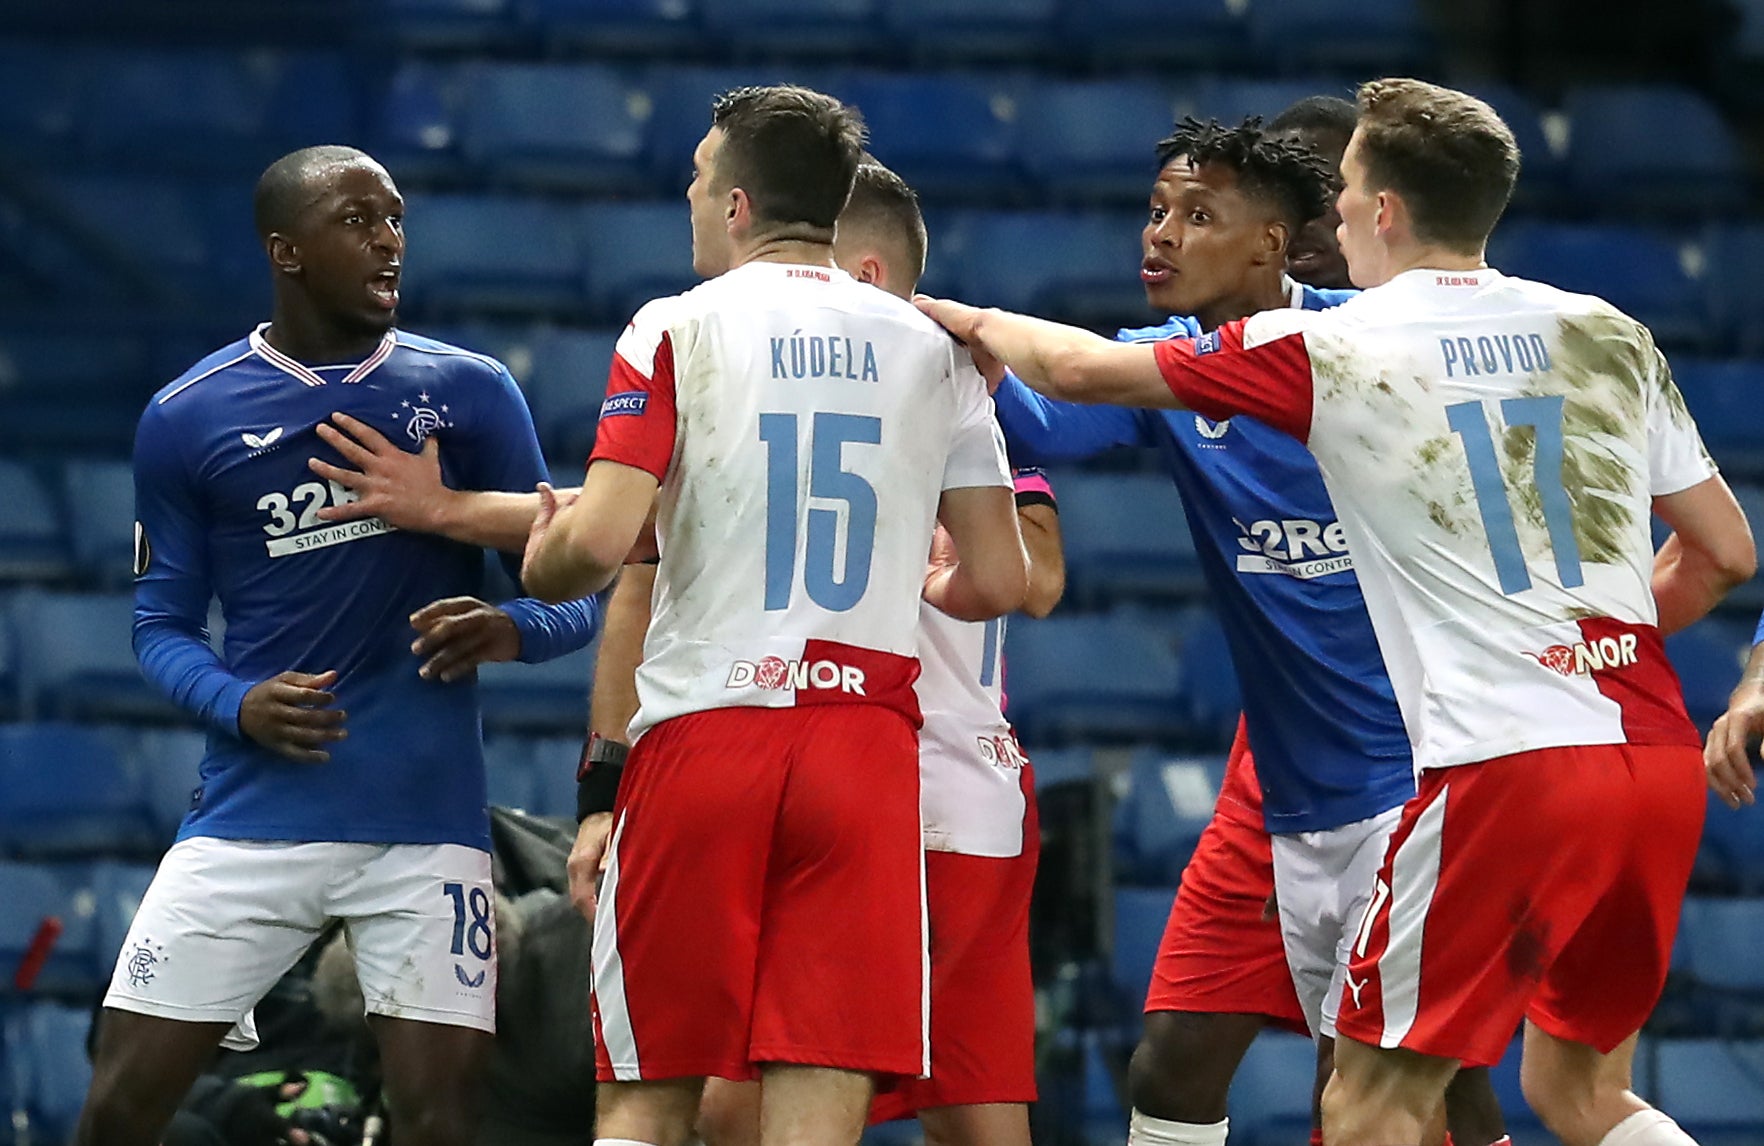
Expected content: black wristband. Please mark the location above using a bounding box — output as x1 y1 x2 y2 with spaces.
576 736 629 822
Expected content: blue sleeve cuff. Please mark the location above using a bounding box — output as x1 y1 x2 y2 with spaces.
502 596 602 664
213 677 255 738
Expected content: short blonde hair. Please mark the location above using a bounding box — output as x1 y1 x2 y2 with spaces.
1354 78 1520 254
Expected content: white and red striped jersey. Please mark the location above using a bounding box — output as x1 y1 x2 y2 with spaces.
1154 267 1716 772
916 469 1054 857
591 261 1011 741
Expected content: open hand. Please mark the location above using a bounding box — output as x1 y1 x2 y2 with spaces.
240 671 346 764
310 412 450 531
410 597 521 683
521 482 577 585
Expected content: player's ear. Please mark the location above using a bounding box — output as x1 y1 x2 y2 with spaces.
1257 219 1290 267
267 233 301 275
726 187 751 235
854 253 886 288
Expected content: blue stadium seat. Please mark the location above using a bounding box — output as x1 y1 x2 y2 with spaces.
1702 224 1764 355
942 210 1153 327
522 0 699 53
1699 792 1764 896
1726 484 1764 609
9 1002 94 1144
10 590 182 722
642 65 822 192
1565 86 1748 216
697 0 876 55
477 645 595 733
1052 472 1202 604
1679 897 1764 990
131 728 207 840
1026 746 1092 789
1113 749 1224 885
0 606 16 718
1110 885 1176 1006
1462 83 1566 207
1018 80 1181 204
842 73 1023 202
79 49 270 171
1665 616 1751 731
62 459 136 588
1002 613 1185 743
526 328 619 461
373 63 467 184
460 63 655 194
0 862 97 995
578 202 699 322
1194 79 1353 127
0 462 72 583
1176 612 1243 747
263 52 360 154
483 736 542 812
1654 1040 1764 1143
527 736 585 818
381 0 516 49
0 330 155 453
1228 1032 1317 1143
0 724 156 856
87 861 155 987
1486 222 1709 349
401 194 585 315
53 175 212 301
1058 0 1245 66
880 0 1057 60
1244 0 1431 73
1671 359 1764 477
0 43 87 156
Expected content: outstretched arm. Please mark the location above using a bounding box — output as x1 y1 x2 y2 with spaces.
523 463 660 602
917 298 1177 409
310 413 544 553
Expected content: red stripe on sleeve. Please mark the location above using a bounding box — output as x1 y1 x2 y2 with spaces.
590 332 678 481
1152 320 1315 442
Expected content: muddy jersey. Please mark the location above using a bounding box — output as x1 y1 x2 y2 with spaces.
1154 267 1715 770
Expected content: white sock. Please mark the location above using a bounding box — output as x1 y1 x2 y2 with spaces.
1596 1109 1700 1146
1128 1109 1229 1146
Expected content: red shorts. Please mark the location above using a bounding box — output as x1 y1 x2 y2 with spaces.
1336 743 1704 1068
1144 720 1308 1034
591 705 927 1082
873 766 1040 1121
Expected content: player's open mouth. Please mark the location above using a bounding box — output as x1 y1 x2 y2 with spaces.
369 268 400 308
1140 258 1175 285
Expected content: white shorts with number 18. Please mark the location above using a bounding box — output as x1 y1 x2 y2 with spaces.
104 837 496 1049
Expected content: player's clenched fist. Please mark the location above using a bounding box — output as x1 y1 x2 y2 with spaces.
239 670 347 764
568 812 614 922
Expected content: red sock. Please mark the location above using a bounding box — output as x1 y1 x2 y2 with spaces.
1311 1130 1325 1146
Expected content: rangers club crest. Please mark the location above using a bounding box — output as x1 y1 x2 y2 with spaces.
392 391 454 444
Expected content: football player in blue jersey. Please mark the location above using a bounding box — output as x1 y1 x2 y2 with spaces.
77 146 601 1146
1268 96 1358 293
986 114 1506 1146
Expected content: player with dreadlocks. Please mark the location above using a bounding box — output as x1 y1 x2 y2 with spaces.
988 113 1511 1146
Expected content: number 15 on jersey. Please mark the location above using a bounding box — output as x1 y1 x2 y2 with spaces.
759 411 881 613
